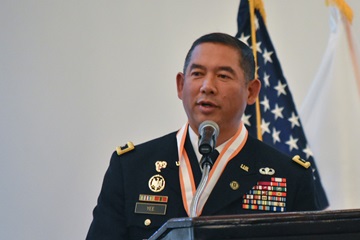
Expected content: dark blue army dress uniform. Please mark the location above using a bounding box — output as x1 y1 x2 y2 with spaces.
86 130 321 240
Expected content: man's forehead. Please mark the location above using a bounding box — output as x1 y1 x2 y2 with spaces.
187 44 242 71
190 43 240 62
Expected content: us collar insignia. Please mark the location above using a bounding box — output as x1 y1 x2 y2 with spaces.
240 164 249 172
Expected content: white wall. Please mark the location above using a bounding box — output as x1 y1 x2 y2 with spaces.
1 1 359 239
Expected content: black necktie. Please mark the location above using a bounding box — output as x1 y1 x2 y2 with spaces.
200 149 220 169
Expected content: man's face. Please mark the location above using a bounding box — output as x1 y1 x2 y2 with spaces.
176 42 258 135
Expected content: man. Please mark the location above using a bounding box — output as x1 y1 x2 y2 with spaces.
86 32 321 240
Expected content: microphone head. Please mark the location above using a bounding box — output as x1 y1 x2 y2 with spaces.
198 120 220 139
198 120 220 155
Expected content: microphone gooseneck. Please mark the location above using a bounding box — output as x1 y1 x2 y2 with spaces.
190 120 220 217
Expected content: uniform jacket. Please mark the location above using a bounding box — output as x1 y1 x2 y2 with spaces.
86 131 321 240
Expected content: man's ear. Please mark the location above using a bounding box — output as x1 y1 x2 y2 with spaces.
176 72 185 100
247 79 261 105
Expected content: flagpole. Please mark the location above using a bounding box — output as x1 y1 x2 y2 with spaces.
248 0 264 141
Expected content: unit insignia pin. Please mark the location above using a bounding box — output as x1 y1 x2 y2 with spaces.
155 161 167 172
230 181 240 190
259 167 275 175
148 174 166 192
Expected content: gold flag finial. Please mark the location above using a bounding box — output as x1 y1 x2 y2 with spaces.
253 0 266 24
326 0 353 23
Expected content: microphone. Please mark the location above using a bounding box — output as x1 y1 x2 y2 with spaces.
190 121 220 217
198 120 220 155
189 121 219 217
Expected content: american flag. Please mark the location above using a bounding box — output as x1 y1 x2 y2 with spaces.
236 0 328 209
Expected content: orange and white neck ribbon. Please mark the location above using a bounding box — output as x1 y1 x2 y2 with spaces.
176 122 248 216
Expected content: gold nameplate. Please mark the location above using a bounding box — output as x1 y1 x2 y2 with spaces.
134 202 167 215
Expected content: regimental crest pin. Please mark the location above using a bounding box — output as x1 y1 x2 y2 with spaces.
148 174 166 192
155 161 167 172
259 167 275 175
230 181 240 190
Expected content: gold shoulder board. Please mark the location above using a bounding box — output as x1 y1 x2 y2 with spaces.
116 141 135 155
292 155 311 169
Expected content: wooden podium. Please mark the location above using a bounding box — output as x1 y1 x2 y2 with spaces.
148 209 360 240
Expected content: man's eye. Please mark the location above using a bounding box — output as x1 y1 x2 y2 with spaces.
191 71 202 76
218 74 230 79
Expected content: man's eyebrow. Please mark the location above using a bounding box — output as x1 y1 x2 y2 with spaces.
188 64 236 73
217 66 236 75
189 63 206 71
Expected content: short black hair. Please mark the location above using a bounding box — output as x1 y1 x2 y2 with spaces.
183 32 255 82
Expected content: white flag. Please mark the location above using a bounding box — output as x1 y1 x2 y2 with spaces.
300 6 360 210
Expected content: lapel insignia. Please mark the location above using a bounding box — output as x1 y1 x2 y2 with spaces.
230 181 240 190
240 164 249 172
259 167 275 175
116 141 135 155
155 161 167 172
292 155 311 169
148 174 166 192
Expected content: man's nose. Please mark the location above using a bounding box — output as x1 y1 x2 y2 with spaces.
200 76 217 94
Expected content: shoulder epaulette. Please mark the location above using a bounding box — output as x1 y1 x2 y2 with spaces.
116 141 135 155
292 155 311 169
